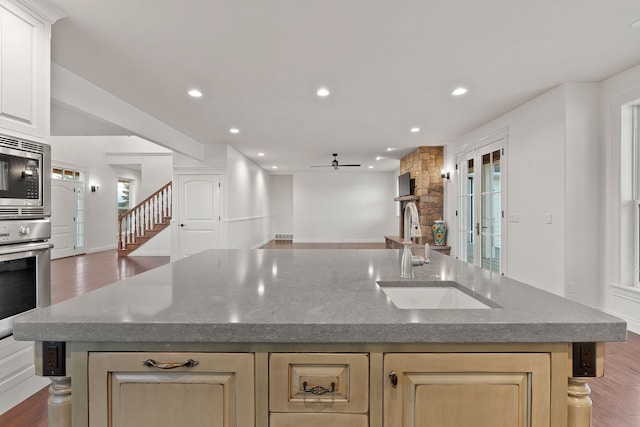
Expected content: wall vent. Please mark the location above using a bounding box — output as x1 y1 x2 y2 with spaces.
274 234 293 241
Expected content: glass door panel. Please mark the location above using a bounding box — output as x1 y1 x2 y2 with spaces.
480 149 502 274
457 141 505 274
458 158 475 264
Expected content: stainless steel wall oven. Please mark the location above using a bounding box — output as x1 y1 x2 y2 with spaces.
0 219 52 339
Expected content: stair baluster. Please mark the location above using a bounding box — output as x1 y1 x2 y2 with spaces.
118 181 172 256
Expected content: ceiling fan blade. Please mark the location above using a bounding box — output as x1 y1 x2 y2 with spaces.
340 164 361 167
310 165 332 168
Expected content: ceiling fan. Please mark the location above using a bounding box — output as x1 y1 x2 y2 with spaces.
311 153 361 171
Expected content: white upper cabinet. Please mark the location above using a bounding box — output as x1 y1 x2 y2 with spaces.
0 0 63 142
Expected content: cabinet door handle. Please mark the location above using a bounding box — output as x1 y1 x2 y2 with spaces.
302 381 335 395
389 371 398 388
142 358 199 369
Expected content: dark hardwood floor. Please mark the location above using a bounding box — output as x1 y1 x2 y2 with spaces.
0 245 638 426
0 250 170 427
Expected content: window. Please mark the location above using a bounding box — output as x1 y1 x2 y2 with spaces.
620 101 640 288
52 167 82 181
117 179 131 216
633 105 640 285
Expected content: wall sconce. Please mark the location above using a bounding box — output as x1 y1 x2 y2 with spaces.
91 185 99 192
440 170 450 180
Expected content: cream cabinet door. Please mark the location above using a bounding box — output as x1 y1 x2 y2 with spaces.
88 352 254 427
384 353 551 427
0 0 45 140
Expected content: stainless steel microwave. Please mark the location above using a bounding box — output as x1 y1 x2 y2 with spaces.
0 136 50 219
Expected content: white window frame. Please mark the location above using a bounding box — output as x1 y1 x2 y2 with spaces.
633 105 640 286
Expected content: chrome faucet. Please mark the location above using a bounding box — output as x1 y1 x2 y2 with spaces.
401 202 428 278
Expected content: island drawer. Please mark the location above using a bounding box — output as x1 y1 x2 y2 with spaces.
269 353 369 413
270 413 368 426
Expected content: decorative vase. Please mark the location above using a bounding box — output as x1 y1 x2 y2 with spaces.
432 220 447 246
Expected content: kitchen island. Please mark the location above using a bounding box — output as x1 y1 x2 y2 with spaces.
14 249 626 427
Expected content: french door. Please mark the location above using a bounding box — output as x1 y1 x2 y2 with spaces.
457 139 505 274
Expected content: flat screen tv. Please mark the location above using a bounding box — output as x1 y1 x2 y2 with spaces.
398 172 411 196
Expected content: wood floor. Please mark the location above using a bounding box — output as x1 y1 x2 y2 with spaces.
0 250 170 427
0 245 638 426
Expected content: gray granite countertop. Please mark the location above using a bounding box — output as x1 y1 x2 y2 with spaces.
13 249 626 343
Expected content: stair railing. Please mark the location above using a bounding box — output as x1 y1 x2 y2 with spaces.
118 181 172 252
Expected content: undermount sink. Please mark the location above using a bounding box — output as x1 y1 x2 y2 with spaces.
377 280 500 310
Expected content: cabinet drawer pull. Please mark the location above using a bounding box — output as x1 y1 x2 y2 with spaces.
389 371 398 388
302 381 336 395
142 358 199 369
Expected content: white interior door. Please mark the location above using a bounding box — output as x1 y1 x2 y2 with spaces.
177 175 221 258
51 181 82 259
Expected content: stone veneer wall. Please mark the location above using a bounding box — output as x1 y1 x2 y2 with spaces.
399 146 444 244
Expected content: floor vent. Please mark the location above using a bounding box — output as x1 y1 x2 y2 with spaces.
274 234 293 241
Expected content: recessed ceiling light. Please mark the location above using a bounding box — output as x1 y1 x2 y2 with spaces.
386 147 394 152
272 166 278 169
316 87 330 97
258 153 265 157
229 128 240 134
632 19 640 29
452 87 468 96
411 127 420 133
376 156 382 161
368 165 374 169
188 89 202 98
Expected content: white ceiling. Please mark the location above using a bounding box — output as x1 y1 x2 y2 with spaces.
47 0 640 172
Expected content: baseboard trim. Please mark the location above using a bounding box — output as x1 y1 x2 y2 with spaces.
251 239 272 249
292 238 386 244
87 244 117 254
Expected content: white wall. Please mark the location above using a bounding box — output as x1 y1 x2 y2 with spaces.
445 85 568 297
270 175 293 236
601 63 640 333
224 146 271 248
292 171 397 243
50 135 172 253
563 83 601 307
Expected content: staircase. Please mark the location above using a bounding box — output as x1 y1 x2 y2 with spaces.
118 181 172 256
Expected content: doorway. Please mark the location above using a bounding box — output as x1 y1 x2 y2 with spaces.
457 136 506 274
51 167 86 259
176 174 222 258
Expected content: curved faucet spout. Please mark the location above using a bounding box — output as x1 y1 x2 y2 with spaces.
403 202 421 241
401 202 426 278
